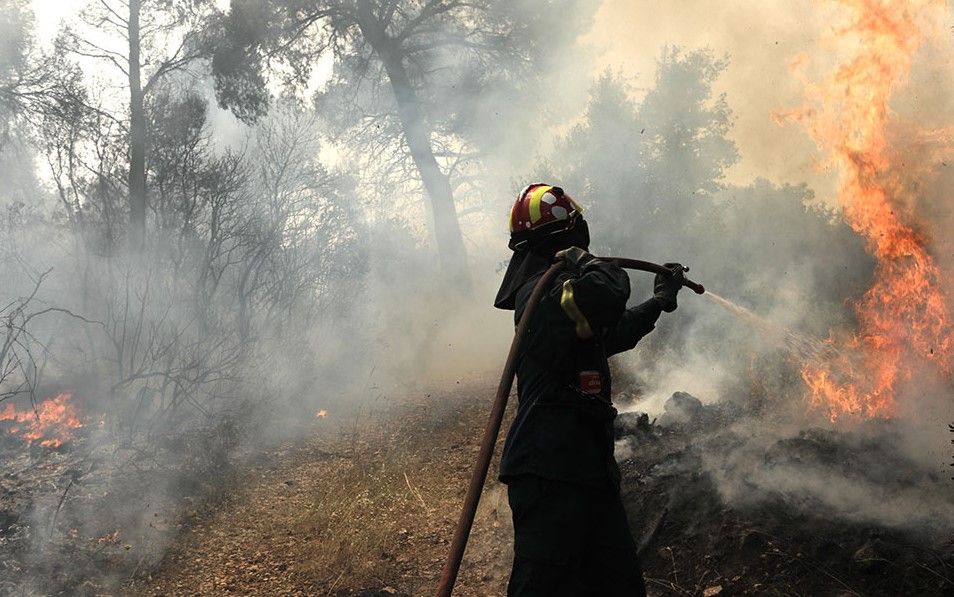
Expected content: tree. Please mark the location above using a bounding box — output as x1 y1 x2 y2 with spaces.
533 50 872 372
536 50 739 258
212 0 595 284
639 47 737 214
0 0 86 153
531 72 650 255
229 104 366 339
0 0 38 147
59 0 219 245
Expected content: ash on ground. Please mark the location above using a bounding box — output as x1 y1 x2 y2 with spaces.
0 424 236 596
615 392 954 596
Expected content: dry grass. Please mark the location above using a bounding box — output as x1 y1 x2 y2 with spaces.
134 381 515 596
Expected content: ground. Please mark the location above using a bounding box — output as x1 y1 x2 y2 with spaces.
125 379 953 597
130 380 515 596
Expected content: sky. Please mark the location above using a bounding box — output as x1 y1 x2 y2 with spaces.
29 0 954 204
584 0 832 194
32 0 85 40
31 0 231 39
29 0 832 190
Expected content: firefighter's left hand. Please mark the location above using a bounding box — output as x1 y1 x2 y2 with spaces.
555 247 595 277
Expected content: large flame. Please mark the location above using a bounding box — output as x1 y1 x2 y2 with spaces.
778 0 953 420
0 392 83 448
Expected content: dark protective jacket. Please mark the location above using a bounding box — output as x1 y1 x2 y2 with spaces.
499 258 662 488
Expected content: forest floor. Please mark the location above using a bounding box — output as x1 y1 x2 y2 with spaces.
129 379 954 597
130 379 514 596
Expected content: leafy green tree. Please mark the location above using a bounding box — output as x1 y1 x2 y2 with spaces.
58 0 220 244
538 50 738 259
640 48 737 211
212 0 595 283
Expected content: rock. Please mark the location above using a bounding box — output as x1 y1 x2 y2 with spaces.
614 411 651 440
355 588 408 597
852 540 889 573
738 530 768 560
660 391 703 425
0 509 18 530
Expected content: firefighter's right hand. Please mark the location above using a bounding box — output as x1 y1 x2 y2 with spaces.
555 247 595 277
654 262 686 312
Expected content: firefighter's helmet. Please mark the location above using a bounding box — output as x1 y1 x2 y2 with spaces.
508 184 583 250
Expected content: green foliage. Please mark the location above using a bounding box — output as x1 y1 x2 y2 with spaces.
212 0 598 189
705 181 872 331
211 0 276 123
641 47 738 200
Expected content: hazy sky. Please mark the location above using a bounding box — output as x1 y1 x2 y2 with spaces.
584 0 833 193
29 0 953 203
31 0 230 43
586 0 954 200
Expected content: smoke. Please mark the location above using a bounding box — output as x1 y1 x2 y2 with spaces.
549 0 954 536
701 417 954 536
0 0 952 592
0 1 606 588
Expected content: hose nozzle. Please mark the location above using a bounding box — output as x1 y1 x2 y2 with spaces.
607 257 705 294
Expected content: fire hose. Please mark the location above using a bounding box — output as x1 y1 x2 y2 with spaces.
435 257 704 597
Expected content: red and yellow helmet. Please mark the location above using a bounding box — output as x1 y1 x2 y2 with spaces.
508 184 583 250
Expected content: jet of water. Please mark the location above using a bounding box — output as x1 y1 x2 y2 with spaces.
703 291 836 363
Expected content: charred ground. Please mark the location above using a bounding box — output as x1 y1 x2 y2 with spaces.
615 401 953 596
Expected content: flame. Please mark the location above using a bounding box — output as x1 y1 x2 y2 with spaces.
779 0 953 420
315 409 328 418
0 392 83 448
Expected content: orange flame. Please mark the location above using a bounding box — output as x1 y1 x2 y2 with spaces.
779 0 953 420
315 409 328 418
0 392 84 448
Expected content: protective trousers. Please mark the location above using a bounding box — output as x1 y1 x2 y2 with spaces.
506 475 647 597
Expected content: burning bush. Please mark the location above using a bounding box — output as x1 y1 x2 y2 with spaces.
779 0 954 420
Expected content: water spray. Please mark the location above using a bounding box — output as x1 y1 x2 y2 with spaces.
703 292 834 363
435 257 703 597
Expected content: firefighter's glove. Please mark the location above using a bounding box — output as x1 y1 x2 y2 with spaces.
654 262 686 313
555 247 595 277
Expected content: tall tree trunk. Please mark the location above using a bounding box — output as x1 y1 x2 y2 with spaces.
128 0 147 247
356 3 470 288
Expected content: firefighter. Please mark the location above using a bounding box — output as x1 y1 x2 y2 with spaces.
494 184 685 597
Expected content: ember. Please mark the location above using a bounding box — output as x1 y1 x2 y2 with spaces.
0 392 83 448
778 0 954 420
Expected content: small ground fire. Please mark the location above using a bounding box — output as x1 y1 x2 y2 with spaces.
0 391 83 448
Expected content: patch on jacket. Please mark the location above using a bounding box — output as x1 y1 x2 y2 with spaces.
578 370 602 394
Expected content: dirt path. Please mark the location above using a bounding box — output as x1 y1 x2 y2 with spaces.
131 381 515 596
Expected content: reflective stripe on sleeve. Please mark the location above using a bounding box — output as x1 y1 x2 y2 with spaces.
560 279 593 339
